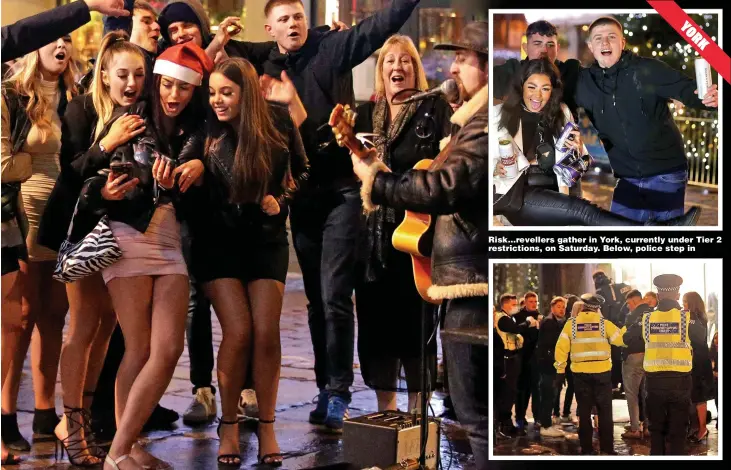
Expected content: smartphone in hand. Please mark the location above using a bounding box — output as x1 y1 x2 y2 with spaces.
110 161 134 178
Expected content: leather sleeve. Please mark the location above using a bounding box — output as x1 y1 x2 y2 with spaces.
1 1 91 62
1 95 32 183
370 113 489 215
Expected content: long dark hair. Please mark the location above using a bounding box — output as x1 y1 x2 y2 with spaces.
498 57 565 138
683 291 707 324
205 58 288 204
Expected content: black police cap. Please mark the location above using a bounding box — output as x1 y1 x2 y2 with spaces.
580 293 605 309
653 274 683 292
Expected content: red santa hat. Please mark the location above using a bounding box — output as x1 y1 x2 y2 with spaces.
153 43 214 86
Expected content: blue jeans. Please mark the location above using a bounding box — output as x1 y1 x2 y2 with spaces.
611 169 687 222
443 296 489 470
290 185 364 398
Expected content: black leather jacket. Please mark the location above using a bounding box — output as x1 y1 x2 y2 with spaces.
186 103 308 241
78 101 204 234
2 81 69 224
366 86 489 300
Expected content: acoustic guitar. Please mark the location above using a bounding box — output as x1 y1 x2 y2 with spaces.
328 104 441 305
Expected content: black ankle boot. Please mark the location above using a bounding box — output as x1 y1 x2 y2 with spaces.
1 413 31 451
32 408 60 440
645 206 701 226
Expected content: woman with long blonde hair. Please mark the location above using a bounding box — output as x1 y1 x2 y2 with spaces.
683 291 715 442
352 34 453 413
1 34 79 456
34 30 149 467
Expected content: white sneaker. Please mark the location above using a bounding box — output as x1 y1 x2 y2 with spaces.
540 425 566 438
182 387 217 425
238 389 259 419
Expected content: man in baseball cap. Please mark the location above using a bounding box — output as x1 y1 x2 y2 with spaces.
348 19 490 468
434 21 489 110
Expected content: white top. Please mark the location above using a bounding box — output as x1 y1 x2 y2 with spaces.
492 102 587 196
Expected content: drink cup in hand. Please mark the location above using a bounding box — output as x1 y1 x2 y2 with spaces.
498 138 517 178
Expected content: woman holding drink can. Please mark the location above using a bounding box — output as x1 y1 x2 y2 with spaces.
492 58 700 227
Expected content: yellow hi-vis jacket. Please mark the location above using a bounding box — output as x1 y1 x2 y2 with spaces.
494 311 524 351
642 308 692 373
554 311 625 374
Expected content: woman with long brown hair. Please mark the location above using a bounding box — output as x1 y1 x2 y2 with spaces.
683 291 715 442
188 57 307 467
1 34 79 454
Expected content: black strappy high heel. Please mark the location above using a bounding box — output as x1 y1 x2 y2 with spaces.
257 418 283 467
54 406 105 467
216 418 242 467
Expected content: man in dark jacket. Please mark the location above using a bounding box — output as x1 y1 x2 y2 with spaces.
576 16 718 223
1 0 128 61
593 269 631 394
256 0 420 431
534 297 569 437
620 289 653 439
493 20 581 118
352 20 489 467
513 291 541 431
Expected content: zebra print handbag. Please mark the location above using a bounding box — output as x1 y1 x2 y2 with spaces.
52 196 122 283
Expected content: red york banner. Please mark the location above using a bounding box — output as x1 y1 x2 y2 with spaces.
647 1 730 85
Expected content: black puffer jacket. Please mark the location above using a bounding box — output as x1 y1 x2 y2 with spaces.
576 50 712 178
363 85 489 300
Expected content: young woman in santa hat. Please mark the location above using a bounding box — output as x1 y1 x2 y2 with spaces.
182 57 308 467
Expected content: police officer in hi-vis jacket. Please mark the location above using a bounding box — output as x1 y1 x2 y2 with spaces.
554 294 625 455
494 294 538 437
623 274 706 455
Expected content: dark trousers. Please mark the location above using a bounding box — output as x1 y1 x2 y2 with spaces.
290 185 363 398
539 372 558 428
646 374 692 455
554 367 574 417
443 296 489 470
498 354 521 424
91 324 124 415
186 281 216 394
574 371 614 454
611 346 623 389
502 187 648 226
515 354 539 423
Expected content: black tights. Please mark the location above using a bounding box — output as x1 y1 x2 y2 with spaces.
502 187 647 226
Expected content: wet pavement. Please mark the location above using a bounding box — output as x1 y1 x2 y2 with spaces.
4 265 477 469
493 389 719 456
493 171 719 226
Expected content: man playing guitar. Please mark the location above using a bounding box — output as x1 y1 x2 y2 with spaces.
334 21 490 469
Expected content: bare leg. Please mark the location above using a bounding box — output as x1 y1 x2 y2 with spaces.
248 279 284 464
376 391 397 411
697 402 708 438
203 279 253 465
3 262 33 415
2 270 24 462
56 273 114 461
28 261 68 409
105 274 187 469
